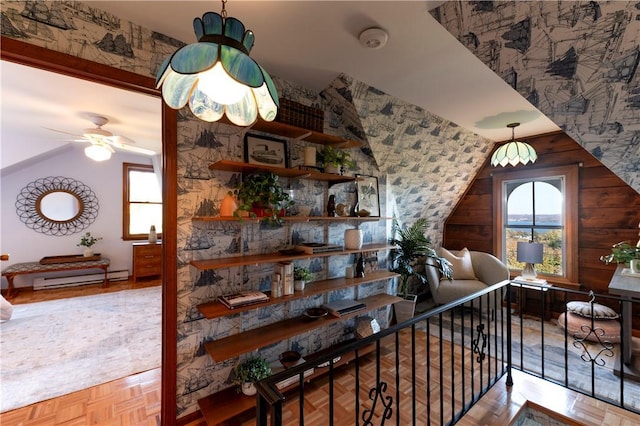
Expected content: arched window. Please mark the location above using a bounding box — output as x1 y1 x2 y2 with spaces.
493 165 578 284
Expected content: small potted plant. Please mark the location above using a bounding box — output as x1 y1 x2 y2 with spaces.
233 171 294 226
294 266 313 291
600 241 640 266
318 145 355 175
231 356 272 396
77 232 102 257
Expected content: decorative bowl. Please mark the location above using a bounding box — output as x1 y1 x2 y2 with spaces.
279 350 301 368
304 307 328 320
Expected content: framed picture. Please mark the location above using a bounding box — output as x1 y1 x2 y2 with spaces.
355 174 380 217
244 133 289 168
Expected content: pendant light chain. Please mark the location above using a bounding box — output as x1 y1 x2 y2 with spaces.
221 0 227 19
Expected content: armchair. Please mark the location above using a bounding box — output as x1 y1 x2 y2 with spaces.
425 248 509 308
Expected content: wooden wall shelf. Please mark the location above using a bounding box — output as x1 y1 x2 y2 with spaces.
197 271 400 319
208 160 356 184
197 341 376 425
251 119 362 148
204 293 402 362
189 243 395 271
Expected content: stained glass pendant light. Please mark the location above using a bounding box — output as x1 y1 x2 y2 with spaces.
155 0 279 126
490 122 537 167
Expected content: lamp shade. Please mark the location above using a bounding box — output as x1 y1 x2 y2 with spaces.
155 11 279 126
517 242 543 264
491 122 537 167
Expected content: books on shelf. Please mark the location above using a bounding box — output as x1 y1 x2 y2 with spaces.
269 358 314 390
218 291 269 309
294 242 343 254
322 299 367 317
512 276 550 290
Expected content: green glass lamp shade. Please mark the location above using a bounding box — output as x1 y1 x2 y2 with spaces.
490 140 537 167
156 12 279 126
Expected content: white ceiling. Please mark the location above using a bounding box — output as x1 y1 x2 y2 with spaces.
0 61 161 170
2 0 561 171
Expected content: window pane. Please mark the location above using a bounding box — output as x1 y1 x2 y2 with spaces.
534 180 562 226
130 170 161 202
505 227 532 270
507 182 533 226
535 228 563 275
129 203 163 235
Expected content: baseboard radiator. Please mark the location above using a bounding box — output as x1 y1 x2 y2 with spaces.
33 269 129 290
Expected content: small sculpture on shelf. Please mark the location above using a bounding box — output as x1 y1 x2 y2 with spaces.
327 194 336 217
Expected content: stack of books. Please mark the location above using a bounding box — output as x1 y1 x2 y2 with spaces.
511 276 550 290
218 291 269 309
322 299 367 317
269 358 314 390
294 242 343 254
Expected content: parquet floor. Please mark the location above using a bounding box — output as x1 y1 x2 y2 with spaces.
3 282 639 425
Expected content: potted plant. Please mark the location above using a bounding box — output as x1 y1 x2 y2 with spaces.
389 218 452 323
318 145 355 175
231 356 272 396
77 232 102 257
233 171 294 226
600 241 640 266
294 266 313 291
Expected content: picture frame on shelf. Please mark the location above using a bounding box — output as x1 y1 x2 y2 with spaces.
355 174 380 217
244 133 289 168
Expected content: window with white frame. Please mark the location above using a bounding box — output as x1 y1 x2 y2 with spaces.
493 165 578 283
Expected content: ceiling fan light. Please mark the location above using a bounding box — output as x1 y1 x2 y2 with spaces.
155 5 279 126
85 144 112 161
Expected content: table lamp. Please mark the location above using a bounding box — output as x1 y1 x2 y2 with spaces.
517 242 544 279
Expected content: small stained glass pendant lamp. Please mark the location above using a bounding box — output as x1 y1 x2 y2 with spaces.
155 0 279 126
490 122 537 167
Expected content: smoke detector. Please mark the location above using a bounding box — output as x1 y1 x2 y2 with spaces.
358 27 388 49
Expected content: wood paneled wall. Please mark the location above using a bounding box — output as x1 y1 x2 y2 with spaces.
444 131 640 297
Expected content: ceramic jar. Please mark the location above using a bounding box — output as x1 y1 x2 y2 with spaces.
344 229 363 250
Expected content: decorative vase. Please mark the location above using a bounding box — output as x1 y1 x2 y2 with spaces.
220 193 238 217
294 279 305 291
344 229 363 250
148 225 158 243
83 248 94 257
241 382 256 396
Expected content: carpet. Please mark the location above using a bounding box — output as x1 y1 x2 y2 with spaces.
0 286 161 412
419 308 640 413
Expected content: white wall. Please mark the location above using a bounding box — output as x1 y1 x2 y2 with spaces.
1 145 155 288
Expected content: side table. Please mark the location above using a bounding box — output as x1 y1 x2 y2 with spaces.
511 276 552 320
608 265 640 382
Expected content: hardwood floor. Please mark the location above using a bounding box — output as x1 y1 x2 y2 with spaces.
3 283 638 425
6 277 160 305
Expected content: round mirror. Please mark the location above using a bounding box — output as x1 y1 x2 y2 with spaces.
37 191 83 222
16 176 99 236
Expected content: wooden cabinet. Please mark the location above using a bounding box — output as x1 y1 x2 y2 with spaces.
132 242 162 281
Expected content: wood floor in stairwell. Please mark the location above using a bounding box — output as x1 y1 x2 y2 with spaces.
2 281 639 425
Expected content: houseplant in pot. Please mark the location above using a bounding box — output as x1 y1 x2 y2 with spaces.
77 232 102 257
231 356 272 396
294 266 313 291
318 145 355 175
234 171 294 226
600 241 640 266
389 218 452 323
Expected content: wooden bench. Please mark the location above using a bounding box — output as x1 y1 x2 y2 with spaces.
1 258 110 299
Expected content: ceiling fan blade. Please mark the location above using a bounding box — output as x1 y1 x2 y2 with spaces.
43 127 81 137
107 136 156 155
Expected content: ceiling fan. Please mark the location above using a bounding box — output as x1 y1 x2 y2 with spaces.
48 113 156 161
